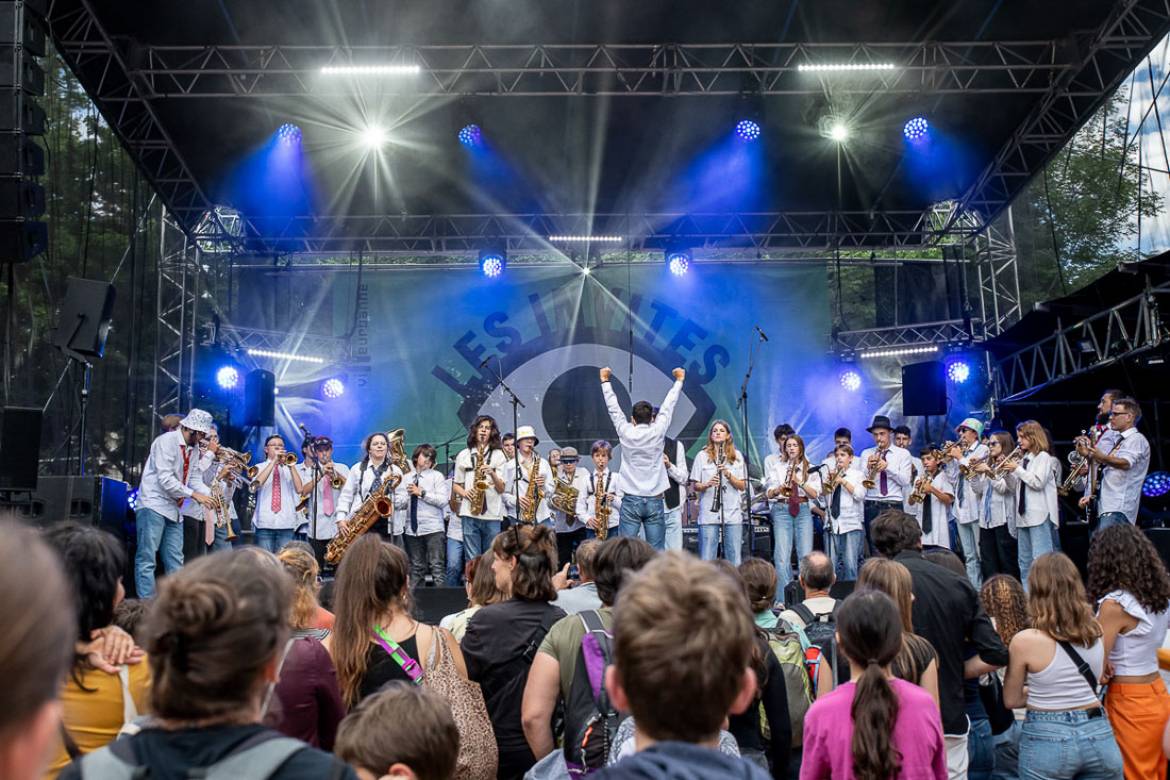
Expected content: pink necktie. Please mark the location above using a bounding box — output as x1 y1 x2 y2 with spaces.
271 467 282 512
323 478 335 515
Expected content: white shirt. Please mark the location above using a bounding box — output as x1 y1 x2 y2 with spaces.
586 468 622 529
444 478 463 542
1012 451 1059 528
763 453 789 507
137 430 199 521
453 447 508 519
902 456 925 516
690 449 748 525
502 453 555 523
919 470 953 548
1097 427 1151 522
293 462 352 540
946 443 989 525
399 468 450 536
858 444 914 502
824 463 867 534
336 460 405 524
601 379 683 497
252 463 300 530
179 451 217 519
665 440 689 510
550 468 591 533
764 459 823 504
984 471 1018 533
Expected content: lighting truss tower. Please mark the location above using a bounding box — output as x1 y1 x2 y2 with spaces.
152 208 202 437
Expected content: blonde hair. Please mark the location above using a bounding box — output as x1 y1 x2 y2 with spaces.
1028 553 1101 646
703 420 739 464
277 546 321 631
857 558 914 633
1015 420 1050 455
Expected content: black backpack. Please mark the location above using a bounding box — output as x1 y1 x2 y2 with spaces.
562 610 625 775
791 601 839 695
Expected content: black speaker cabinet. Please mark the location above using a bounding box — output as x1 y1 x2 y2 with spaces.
52 277 116 359
13 475 129 536
245 369 276 427
0 405 40 490
902 360 947 417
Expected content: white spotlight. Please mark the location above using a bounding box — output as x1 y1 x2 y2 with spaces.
320 64 421 76
829 122 850 143
360 126 388 149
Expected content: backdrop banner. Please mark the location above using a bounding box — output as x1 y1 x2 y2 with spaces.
234 263 839 472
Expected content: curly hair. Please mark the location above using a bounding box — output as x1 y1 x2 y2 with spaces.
1087 523 1170 614
980 575 1029 647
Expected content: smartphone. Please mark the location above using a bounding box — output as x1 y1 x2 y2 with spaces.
568 564 579 581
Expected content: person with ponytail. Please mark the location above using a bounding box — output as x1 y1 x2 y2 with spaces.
800 589 946 780
463 525 566 779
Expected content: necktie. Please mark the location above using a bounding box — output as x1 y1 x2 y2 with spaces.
177 445 192 507
957 466 966 508
879 454 888 496
409 477 419 533
323 477 335 515
271 465 282 513
922 478 933 534
1017 457 1030 515
787 464 800 518
830 483 842 518
982 480 993 529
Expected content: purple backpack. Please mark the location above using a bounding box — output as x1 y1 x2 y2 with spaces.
562 610 625 775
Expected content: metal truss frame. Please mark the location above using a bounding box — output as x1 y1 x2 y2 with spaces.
992 273 1170 401
218 325 352 364
960 207 1023 338
123 41 1070 98
833 319 979 357
152 209 201 437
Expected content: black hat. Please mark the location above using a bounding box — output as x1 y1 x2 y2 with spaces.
866 415 894 433
893 425 912 437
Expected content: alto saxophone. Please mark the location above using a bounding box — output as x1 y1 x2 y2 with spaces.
325 468 401 565
520 452 543 524
594 470 611 541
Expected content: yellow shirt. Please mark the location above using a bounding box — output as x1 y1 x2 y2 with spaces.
44 661 152 778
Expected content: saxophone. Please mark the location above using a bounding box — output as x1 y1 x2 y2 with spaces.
594 470 611 541
468 444 490 516
520 453 543 524
325 468 402 565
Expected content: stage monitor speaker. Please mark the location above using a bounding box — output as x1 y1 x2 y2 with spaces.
12 475 129 534
0 405 40 490
52 277 116 359
245 369 276 427
902 360 947 417
412 587 471 626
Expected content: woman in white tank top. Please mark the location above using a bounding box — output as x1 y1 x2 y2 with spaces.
1088 523 1170 780
1004 552 1122 780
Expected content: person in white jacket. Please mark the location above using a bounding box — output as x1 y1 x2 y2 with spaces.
1006 420 1059 588
973 431 1021 580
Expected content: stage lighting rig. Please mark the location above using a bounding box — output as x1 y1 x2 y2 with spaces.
479 249 506 278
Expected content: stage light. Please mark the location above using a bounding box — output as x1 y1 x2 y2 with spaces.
322 378 346 399
829 122 850 143
320 64 420 76
458 124 482 147
246 348 326 365
840 369 862 392
735 120 761 142
798 62 897 73
359 125 388 149
548 235 623 243
215 365 240 390
276 123 302 144
1144 472 1170 498
666 250 690 276
127 488 139 511
903 116 929 142
946 359 971 384
859 345 939 360
479 250 506 278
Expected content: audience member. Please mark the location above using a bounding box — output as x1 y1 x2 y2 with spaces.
1088 523 1170 780
980 574 1029 648
62 549 354 779
871 509 1008 779
777 551 838 630
463 525 565 779
800 589 947 780
112 599 151 641
740 557 780 629
592 552 770 779
1003 552 1122 780
0 520 75 780
332 536 468 708
552 539 603 615
335 681 459 780
440 553 505 642
523 537 656 767
856 557 939 704
270 546 346 750
43 522 151 776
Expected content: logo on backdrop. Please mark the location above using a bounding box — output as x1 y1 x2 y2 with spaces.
431 286 728 454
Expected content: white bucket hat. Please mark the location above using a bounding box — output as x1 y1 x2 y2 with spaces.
515 425 540 446
179 408 213 434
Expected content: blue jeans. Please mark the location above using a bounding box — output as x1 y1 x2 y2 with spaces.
445 535 465 586
619 495 666 549
771 503 813 593
664 507 683 550
1018 519 1054 589
254 528 294 553
992 720 1021 780
967 716 994 780
1097 511 1130 530
461 516 501 559
829 530 863 581
134 508 184 599
209 521 233 552
957 522 982 589
1017 709 1123 779
699 524 742 564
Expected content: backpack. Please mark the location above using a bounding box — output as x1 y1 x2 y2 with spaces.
562 610 626 776
759 621 813 748
77 730 345 780
791 601 839 696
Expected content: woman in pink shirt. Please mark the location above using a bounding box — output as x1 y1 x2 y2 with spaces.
801 589 947 780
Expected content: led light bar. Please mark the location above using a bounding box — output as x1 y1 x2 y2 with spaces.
246 348 326 365
548 235 624 243
859 345 940 360
798 63 897 73
320 64 421 76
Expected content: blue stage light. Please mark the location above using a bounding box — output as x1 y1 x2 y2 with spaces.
276 123 302 144
666 250 690 276
479 250 506 278
458 124 482 147
903 116 929 142
735 120 761 142
127 488 139 511
1144 471 1170 498
216 365 240 390
946 359 971 384
322 378 346 399
840 369 861 392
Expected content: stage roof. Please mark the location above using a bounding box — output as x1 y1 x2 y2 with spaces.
43 0 1170 253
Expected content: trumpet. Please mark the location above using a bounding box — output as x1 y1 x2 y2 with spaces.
280 452 298 466
1058 430 1092 496
936 440 960 464
822 467 841 493
959 456 985 477
908 473 933 506
989 446 1024 479
862 448 888 490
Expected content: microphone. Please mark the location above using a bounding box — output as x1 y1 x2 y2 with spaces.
754 325 769 342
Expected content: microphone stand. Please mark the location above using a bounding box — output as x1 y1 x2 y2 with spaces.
738 331 764 557
484 356 525 525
